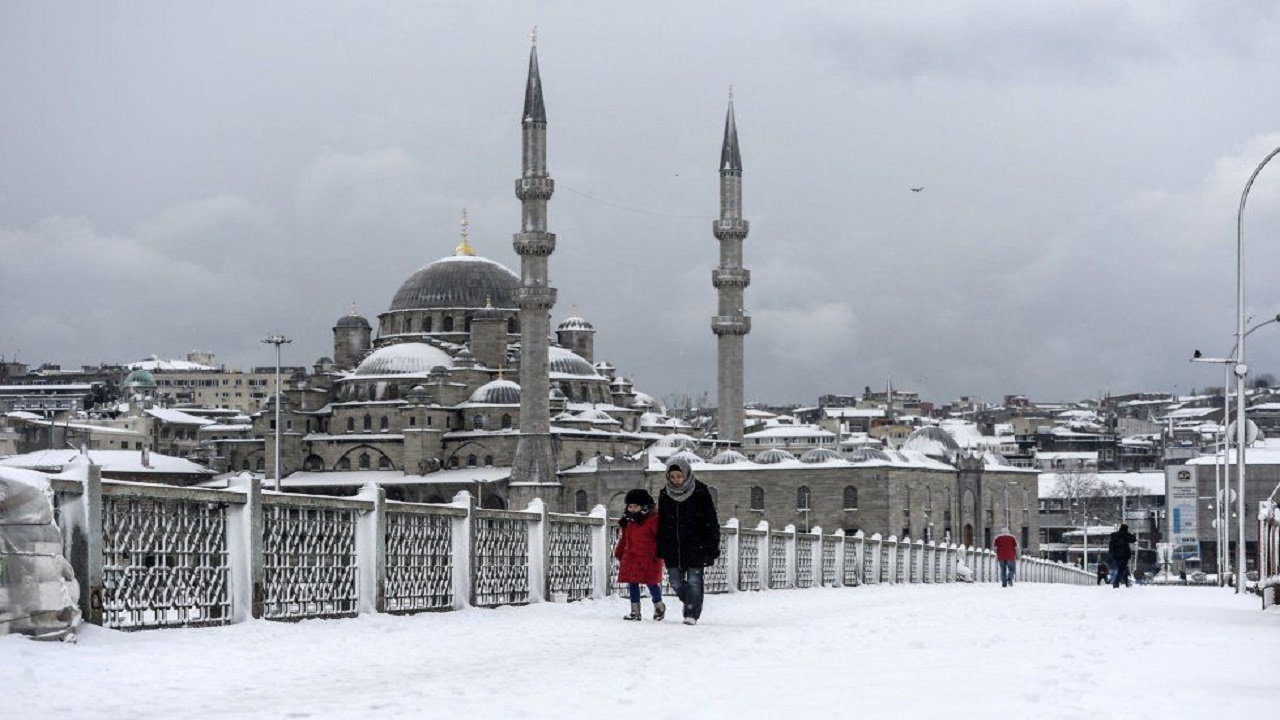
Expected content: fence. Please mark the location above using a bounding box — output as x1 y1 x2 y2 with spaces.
1261 500 1279 610
50 470 1094 632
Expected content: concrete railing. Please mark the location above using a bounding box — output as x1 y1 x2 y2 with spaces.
1260 500 1279 610
50 472 1093 632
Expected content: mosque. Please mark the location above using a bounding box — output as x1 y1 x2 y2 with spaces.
246 40 1040 550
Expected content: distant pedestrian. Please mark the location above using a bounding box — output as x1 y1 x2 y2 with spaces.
657 458 720 625
993 527 1018 587
614 489 665 621
1096 562 1109 586
1108 524 1137 588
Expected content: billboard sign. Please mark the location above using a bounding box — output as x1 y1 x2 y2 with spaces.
1166 466 1199 561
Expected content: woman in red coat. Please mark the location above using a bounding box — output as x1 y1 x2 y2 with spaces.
615 489 666 621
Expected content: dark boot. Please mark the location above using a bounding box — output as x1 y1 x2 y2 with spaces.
623 602 642 621
653 601 666 621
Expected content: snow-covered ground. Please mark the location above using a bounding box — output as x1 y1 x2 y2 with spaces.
3 584 1275 719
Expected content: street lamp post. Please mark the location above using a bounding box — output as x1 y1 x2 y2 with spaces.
262 333 292 492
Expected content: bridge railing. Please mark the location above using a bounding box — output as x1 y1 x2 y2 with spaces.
48 471 1093 632
1261 500 1279 610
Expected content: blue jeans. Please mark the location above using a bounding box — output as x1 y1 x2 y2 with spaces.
627 583 663 604
667 566 705 619
999 559 1016 586
1111 560 1130 588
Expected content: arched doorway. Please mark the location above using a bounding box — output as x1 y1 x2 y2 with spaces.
963 523 974 547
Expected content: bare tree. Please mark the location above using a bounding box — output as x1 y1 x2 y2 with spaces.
1052 470 1124 527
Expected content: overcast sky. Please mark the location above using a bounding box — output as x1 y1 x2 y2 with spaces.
3 2 1280 407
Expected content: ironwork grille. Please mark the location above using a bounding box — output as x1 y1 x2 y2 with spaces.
795 535 815 588
821 536 838 586
385 511 453 612
863 540 876 584
738 533 761 591
547 521 593 601
768 533 788 589
705 533 730 594
473 516 530 606
100 496 230 630
262 504 358 620
880 543 892 583
921 545 933 583
845 539 863 586
898 546 911 584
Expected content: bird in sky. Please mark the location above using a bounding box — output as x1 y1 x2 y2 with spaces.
911 187 924 192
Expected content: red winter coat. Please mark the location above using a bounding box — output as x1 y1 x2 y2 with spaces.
994 533 1018 561
615 513 664 585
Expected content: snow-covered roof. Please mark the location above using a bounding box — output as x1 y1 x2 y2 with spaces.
352 343 454 377
0 449 213 476
744 425 834 439
278 467 509 488
126 357 218 372
145 408 215 426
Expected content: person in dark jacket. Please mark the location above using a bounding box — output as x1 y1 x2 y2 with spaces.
1108 524 1137 588
656 458 720 625
614 488 665 621
1096 561 1110 586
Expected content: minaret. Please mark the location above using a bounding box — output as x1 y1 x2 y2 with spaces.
711 88 750 446
510 31 559 487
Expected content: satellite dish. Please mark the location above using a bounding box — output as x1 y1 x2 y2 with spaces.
1225 419 1261 446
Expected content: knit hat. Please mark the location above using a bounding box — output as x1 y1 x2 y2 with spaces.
624 489 654 507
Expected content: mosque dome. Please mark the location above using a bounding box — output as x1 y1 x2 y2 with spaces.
557 314 594 332
468 379 521 405
388 255 519 312
848 448 892 463
800 448 842 464
666 450 705 465
353 343 455 376
632 392 656 409
122 369 157 390
335 313 370 329
709 450 749 465
753 449 797 464
548 346 600 378
901 426 960 459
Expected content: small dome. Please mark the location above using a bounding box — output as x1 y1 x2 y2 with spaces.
122 369 157 389
667 450 705 465
557 315 595 332
335 312 370 329
389 255 519 312
632 392 656 409
653 433 697 449
408 385 431 402
800 448 842 464
548 347 600 378
709 450 749 465
353 343 455 376
469 379 521 404
577 408 619 424
901 426 960 459
848 448 892 463
753 449 797 464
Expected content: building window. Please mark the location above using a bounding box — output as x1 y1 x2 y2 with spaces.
424 316 433 332
449 456 459 468
380 416 389 431
474 414 485 430
575 450 584 466
797 486 811 511
575 490 588 514
363 414 372 431
379 456 391 469
304 455 324 471
359 453 370 469
256 457 265 472
444 316 454 332
501 414 512 429
750 486 765 511
467 454 477 467
409 416 417 427
843 486 858 510
339 457 351 470
484 455 493 466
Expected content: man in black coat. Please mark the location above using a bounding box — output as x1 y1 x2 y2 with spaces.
1108 524 1137 588
657 457 720 625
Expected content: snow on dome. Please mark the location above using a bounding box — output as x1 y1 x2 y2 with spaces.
666 450 705 465
388 254 520 312
577 408 620 424
800 448 842 463
709 450 749 465
753 448 797 464
901 426 960 459
122 369 158 389
653 433 697 449
468 379 520 404
548 346 600 378
632 392 656 409
847 448 892 463
557 315 594 332
353 343 455 376
126 356 217 372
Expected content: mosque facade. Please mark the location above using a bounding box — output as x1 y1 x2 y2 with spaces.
244 41 1039 550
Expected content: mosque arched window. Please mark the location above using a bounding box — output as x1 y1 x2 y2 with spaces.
465 316 472 333
449 456 459 468
473 414 485 430
424 316 433 333
242 458 251 472
380 416 389 431
378 455 391 470
844 486 859 510
750 486 765 511
444 317 454 332
347 417 355 432
467 454 477 467
304 455 324 471
404 317 413 333
797 486 811 511
359 453 370 469
575 490 588 514
256 457 265 472
507 318 517 334
339 456 351 470
363 414 372 431
483 455 493 466
575 450 584 466
501 414 512 429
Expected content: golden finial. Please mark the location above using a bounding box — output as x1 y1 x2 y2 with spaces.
497 365 505 381
530 26 538 47
485 296 494 309
455 208 476 256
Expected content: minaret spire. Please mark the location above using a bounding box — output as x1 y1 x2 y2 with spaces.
510 38 559 491
711 90 750 446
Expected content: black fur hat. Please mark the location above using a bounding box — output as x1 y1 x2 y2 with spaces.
624 489 654 507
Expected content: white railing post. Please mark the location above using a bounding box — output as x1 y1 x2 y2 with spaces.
757 521 771 593
588 504 609 600
354 483 386 615
226 474 262 622
725 518 741 593
783 524 797 589
450 490 473 610
869 533 883 584
832 529 845 588
526 498 547 604
888 535 900 584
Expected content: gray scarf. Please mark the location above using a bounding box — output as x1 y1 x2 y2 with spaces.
664 458 696 502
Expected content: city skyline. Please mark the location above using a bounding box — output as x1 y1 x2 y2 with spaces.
3 3 1280 405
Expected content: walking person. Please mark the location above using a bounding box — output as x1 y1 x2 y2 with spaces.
993 526 1018 587
1096 561 1110 586
657 458 720 625
614 489 665 621
1108 523 1137 589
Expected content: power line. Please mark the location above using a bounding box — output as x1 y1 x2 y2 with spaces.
557 183 713 220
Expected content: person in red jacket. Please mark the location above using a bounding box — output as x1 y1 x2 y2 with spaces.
993 527 1018 587
615 489 666 621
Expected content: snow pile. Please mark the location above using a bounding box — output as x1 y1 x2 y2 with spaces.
0 467 80 641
